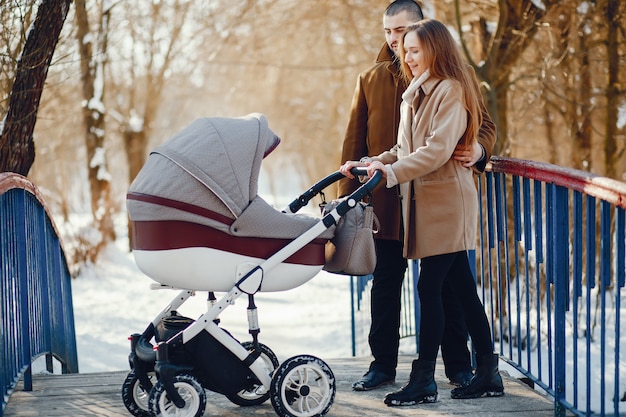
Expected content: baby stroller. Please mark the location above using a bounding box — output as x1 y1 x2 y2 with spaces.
121 113 381 417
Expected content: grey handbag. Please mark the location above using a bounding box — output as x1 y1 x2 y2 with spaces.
322 198 378 276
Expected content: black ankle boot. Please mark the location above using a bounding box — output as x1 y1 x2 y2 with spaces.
384 360 438 406
451 353 504 399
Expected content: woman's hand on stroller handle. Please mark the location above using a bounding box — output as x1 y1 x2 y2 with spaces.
340 160 386 180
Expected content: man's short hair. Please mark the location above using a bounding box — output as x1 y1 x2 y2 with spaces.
384 0 424 22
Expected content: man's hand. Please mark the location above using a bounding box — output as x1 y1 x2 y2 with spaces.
453 142 484 168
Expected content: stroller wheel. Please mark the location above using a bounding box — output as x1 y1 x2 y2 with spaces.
270 355 336 417
226 341 280 406
148 374 206 417
121 369 156 417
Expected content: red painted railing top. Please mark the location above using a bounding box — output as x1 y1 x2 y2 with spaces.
487 156 626 209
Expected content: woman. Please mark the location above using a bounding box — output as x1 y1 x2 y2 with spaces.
340 19 504 406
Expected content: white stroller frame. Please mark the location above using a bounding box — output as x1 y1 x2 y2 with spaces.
125 168 382 416
124 162 382 417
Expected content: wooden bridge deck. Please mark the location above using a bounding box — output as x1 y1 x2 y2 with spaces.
4 356 566 417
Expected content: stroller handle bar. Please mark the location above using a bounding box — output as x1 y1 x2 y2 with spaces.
285 167 383 214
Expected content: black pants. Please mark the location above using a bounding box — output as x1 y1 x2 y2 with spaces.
416 251 493 364
368 240 407 376
368 240 472 377
441 276 473 377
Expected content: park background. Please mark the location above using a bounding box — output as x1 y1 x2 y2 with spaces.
1 0 625 271
1 0 625 414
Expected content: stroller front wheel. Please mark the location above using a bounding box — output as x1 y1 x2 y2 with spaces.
148 374 206 417
270 355 336 417
121 369 156 417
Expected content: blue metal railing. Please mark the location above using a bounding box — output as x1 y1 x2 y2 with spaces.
350 156 625 416
0 173 78 416
478 157 625 416
350 255 420 357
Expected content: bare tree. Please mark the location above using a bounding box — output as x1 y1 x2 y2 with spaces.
602 0 624 179
538 2 594 171
0 0 71 174
530 0 625 176
9 0 622 270
570 3 593 172
0 2 36 113
74 0 116 256
200 0 386 188
450 0 562 156
112 0 197 187
533 2 575 166
103 0 223 247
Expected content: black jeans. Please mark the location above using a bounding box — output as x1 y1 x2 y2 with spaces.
368 241 473 377
441 277 473 377
416 251 493 364
368 239 407 377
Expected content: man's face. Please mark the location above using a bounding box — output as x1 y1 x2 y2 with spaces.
383 10 418 56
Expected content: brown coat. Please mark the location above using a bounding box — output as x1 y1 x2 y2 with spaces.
338 43 406 240
338 43 496 242
375 76 479 259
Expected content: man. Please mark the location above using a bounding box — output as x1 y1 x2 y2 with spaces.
338 0 496 392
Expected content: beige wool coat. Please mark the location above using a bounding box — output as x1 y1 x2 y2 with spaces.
373 75 478 260
338 43 496 243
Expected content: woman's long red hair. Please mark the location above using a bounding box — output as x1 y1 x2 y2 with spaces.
398 19 483 149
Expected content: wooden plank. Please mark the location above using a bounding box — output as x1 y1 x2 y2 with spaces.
4 357 564 417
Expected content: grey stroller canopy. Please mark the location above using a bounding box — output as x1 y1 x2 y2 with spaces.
127 113 331 241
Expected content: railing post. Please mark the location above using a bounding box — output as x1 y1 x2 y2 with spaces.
37 205 53 373
599 201 612 417
552 185 568 417
615 207 625 416
15 190 33 392
350 275 356 357
411 260 420 352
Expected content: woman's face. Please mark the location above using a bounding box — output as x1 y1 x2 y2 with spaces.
403 31 427 79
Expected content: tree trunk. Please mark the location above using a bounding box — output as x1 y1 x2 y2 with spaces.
75 0 116 255
124 129 148 249
124 130 148 186
459 0 549 156
543 105 558 165
603 0 620 179
571 22 592 172
0 0 71 175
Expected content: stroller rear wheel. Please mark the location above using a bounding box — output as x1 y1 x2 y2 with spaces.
270 355 336 417
121 369 156 417
226 341 279 406
148 373 206 417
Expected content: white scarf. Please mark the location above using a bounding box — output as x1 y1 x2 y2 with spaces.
402 69 431 108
